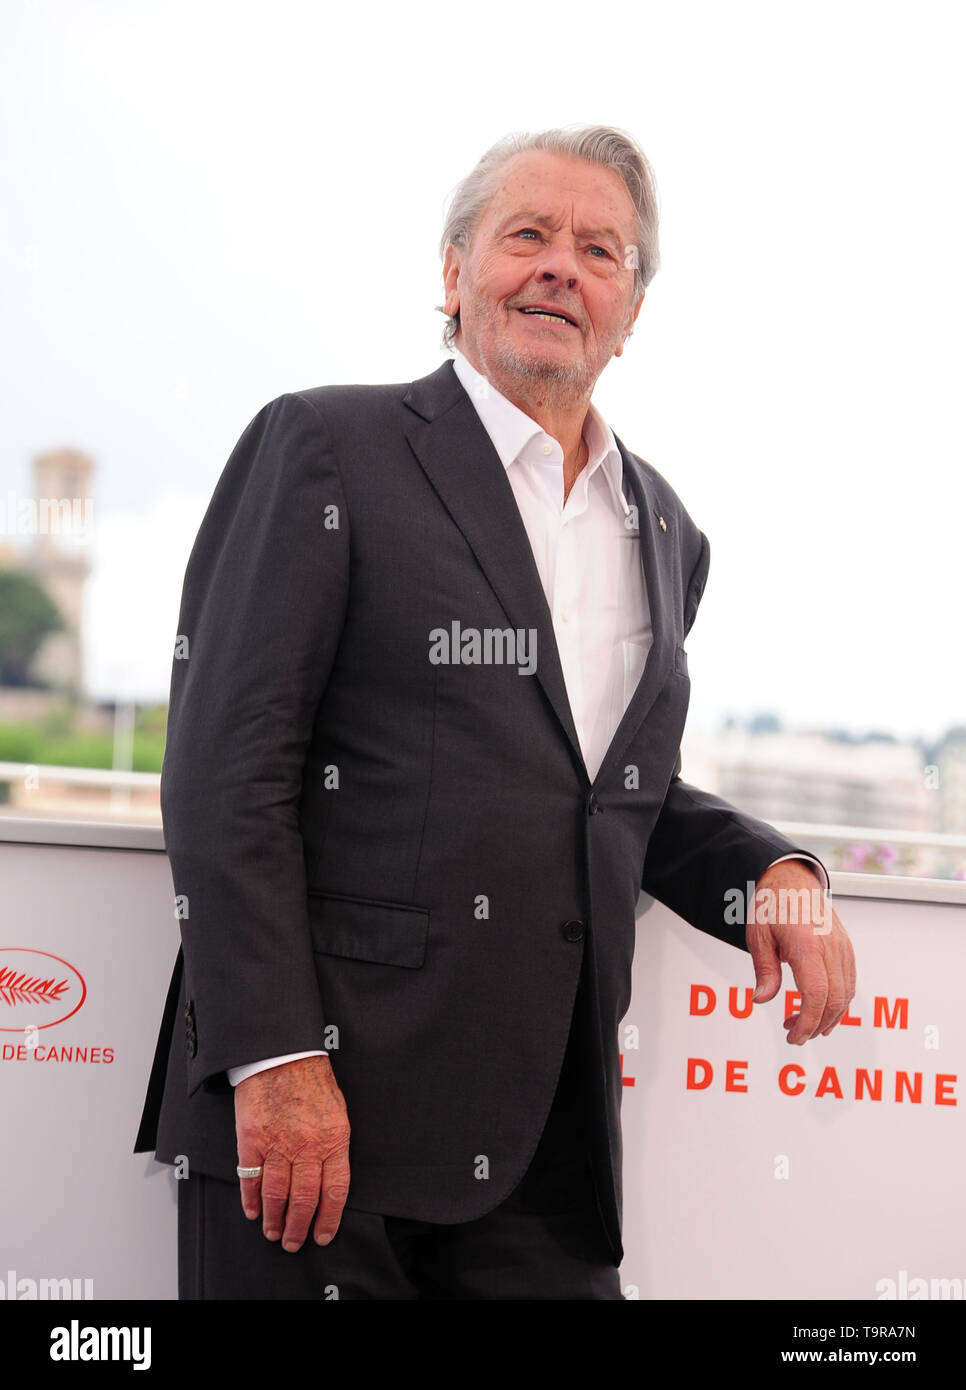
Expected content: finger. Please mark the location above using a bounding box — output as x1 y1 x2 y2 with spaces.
314 1144 351 1247
817 955 850 1034
236 1152 264 1220
746 925 783 1004
260 1156 292 1242
238 1176 263 1220
784 963 828 1044
817 993 849 1035
819 942 852 1035
846 932 857 999
827 907 857 1001
281 1159 324 1253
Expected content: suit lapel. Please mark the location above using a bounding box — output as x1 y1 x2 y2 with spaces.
404 362 584 766
590 440 677 786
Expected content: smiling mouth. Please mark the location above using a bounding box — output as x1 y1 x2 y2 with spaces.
517 307 578 328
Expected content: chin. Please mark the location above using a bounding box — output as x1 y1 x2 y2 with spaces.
495 340 589 386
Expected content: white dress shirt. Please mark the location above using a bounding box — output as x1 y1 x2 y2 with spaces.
228 352 826 1086
452 349 650 783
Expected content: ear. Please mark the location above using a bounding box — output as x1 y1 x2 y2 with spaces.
442 244 462 318
615 291 645 358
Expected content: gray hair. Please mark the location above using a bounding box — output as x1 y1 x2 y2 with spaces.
438 125 660 352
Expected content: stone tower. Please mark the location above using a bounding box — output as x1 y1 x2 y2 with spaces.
21 448 94 694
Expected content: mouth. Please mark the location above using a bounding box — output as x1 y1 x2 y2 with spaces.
516 305 579 328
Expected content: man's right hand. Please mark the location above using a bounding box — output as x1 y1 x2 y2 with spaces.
234 1054 350 1252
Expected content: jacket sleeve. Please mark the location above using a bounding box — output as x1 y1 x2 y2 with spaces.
161 391 349 1095
641 528 828 949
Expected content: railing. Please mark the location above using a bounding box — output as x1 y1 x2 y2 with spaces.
2 761 966 882
0 761 162 820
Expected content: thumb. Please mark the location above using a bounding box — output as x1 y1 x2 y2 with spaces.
749 933 782 1003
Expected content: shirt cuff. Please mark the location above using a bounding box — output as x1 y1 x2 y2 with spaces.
766 853 831 893
227 1051 328 1087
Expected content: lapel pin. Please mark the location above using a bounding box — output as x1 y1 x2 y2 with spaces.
658 515 667 532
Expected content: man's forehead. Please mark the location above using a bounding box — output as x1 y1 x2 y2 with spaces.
479 150 636 231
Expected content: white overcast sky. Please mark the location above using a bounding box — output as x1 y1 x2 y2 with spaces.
1 0 963 742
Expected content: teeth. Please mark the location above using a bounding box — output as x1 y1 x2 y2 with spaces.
522 309 572 325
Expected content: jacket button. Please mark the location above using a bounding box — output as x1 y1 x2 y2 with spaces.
588 794 601 815
561 919 585 943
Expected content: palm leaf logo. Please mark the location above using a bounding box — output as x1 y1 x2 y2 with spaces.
0 966 70 1006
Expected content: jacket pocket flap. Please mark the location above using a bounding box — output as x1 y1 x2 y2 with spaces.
307 893 428 968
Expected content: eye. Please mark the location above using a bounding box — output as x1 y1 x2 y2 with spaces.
516 228 541 240
588 245 611 259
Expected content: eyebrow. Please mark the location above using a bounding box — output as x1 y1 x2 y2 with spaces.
496 211 623 249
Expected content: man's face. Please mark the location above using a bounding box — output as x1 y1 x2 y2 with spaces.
442 150 645 397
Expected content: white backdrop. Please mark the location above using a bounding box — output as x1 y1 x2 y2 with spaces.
0 838 179 1301
621 889 965 1299
0 832 962 1300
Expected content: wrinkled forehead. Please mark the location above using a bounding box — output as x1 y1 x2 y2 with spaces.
473 150 637 247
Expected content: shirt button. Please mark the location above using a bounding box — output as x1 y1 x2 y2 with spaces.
561 919 585 943
540 442 553 456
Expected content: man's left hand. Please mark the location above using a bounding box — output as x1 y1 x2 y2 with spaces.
746 861 856 1045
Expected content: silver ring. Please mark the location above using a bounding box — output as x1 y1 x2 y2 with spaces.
236 1165 263 1179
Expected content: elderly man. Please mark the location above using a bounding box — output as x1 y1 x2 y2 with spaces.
136 125 855 1300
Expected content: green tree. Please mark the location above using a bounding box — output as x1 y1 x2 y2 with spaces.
0 570 65 686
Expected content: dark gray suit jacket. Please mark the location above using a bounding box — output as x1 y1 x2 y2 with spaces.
136 359 811 1260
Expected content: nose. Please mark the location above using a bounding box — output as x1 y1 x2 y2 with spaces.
532 239 581 291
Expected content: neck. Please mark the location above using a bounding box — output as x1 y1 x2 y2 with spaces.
459 348 593 502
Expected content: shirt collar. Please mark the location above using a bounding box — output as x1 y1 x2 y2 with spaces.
451 349 630 518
